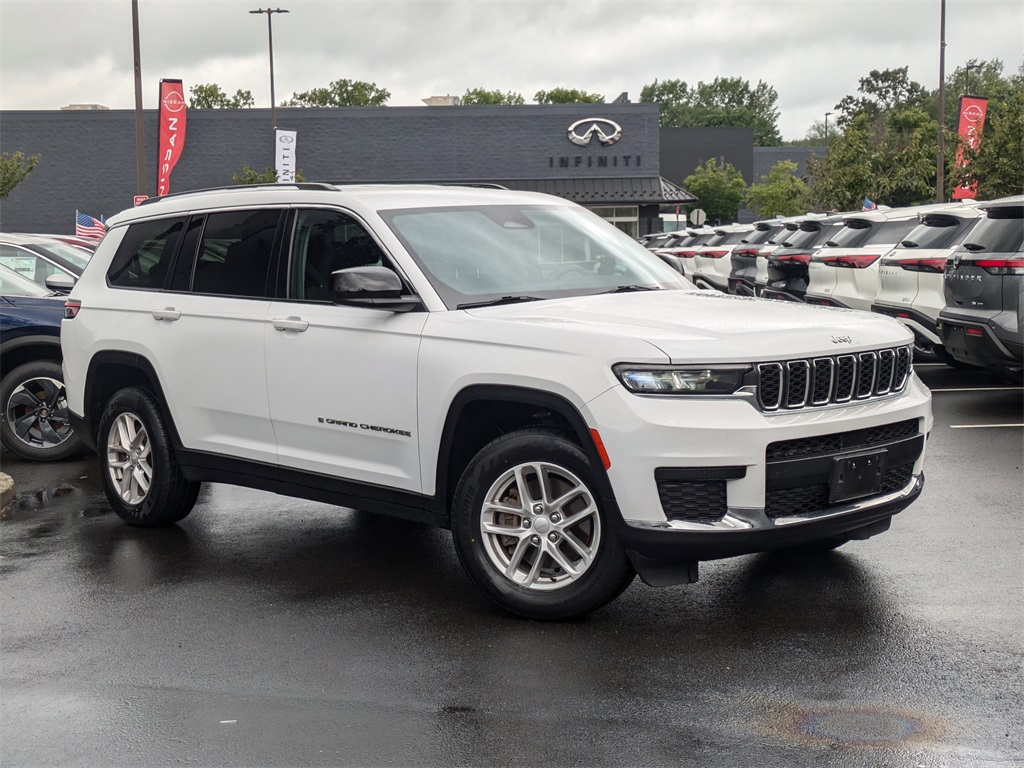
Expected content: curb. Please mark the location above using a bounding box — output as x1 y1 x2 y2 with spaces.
0 472 15 511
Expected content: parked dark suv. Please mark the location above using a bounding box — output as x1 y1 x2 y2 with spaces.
938 196 1024 382
762 216 844 302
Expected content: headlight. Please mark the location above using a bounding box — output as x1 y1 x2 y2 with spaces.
614 364 751 395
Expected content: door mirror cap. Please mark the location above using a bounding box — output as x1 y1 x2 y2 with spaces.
44 272 77 292
330 266 420 312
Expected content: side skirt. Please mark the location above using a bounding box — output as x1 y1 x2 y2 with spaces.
176 449 449 528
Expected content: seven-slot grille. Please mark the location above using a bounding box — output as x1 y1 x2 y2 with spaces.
757 346 912 411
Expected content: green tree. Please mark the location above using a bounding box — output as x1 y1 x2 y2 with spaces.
188 83 255 109
232 166 306 184
640 77 782 146
461 88 525 105
284 79 390 107
681 159 747 224
0 151 41 198
534 87 604 104
745 160 811 218
834 67 929 127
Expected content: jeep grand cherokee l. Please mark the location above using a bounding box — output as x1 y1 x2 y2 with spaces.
61 184 932 619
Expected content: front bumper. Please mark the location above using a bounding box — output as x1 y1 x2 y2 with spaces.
585 373 932 566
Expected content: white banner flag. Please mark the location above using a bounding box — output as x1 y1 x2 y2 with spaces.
275 129 297 183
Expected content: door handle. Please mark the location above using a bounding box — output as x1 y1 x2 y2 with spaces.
272 316 309 332
152 308 180 321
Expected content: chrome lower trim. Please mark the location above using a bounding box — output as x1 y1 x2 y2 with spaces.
627 474 923 532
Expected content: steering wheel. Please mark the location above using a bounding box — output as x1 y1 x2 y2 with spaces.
549 264 591 283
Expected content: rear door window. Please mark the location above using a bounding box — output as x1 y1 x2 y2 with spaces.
865 219 918 245
962 208 1024 253
827 221 873 248
190 209 283 298
107 217 186 289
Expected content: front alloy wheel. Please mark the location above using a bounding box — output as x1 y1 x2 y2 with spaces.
452 428 634 620
106 412 153 505
0 360 82 461
480 461 601 591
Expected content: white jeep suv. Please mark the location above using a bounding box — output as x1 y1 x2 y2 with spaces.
61 184 932 619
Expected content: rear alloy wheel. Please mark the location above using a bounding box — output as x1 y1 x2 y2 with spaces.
452 428 634 619
0 360 82 462
98 387 200 527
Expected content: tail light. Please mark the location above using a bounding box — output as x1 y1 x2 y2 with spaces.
674 250 698 258
702 250 729 259
63 299 81 319
734 247 761 257
893 257 946 273
772 252 812 265
974 258 1024 275
818 254 881 269
966 328 984 337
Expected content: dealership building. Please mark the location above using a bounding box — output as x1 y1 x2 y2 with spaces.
0 102 788 235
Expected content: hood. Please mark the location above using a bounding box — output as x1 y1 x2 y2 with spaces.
464 290 912 363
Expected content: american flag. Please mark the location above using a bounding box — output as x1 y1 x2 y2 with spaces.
75 210 106 240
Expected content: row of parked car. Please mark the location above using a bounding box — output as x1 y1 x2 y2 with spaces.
644 196 1024 383
0 233 99 461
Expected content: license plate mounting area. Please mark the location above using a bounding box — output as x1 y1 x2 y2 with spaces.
829 449 888 504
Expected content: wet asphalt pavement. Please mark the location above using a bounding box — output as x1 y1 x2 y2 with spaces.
1 364 1022 767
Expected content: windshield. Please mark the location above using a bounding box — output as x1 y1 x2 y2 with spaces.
0 263 51 297
381 204 691 308
32 241 92 270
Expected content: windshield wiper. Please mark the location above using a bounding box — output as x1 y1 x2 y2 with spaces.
457 295 544 309
962 242 986 252
901 240 919 248
599 284 661 294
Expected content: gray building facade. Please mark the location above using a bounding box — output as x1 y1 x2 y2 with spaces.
0 104 693 236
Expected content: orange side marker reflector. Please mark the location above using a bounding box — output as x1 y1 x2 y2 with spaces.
590 429 611 470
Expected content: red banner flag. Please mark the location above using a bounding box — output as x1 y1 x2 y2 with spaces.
156 79 187 197
951 96 988 201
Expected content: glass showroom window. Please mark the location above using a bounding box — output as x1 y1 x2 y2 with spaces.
589 206 639 238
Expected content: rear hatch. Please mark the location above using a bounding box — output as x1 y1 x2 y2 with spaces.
875 214 982 332
764 222 842 301
805 218 893 307
729 224 778 294
694 227 752 290
754 224 801 292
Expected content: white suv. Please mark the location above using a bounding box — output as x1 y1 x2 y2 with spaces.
61 184 932 619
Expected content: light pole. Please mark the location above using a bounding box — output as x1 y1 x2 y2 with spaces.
249 7 289 132
964 62 978 95
131 0 146 195
936 0 946 202
824 111 832 146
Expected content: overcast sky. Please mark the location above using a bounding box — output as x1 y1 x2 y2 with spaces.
1 0 1021 140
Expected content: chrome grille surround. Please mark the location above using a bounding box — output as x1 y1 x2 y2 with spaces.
756 345 912 412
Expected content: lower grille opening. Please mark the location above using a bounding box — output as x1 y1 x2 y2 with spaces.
765 462 916 518
658 479 727 523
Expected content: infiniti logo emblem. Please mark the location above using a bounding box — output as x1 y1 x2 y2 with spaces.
567 118 623 147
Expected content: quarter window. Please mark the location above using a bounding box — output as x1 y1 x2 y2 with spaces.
107 217 186 289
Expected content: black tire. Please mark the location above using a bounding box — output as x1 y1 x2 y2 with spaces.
451 428 635 620
0 360 83 462
97 387 200 527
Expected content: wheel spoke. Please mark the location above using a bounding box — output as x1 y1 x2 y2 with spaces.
504 537 532 579
560 529 595 561
523 547 546 586
550 485 587 513
36 379 61 408
545 542 580 578
116 418 133 452
559 500 599 529
482 500 523 517
481 520 528 537
9 389 42 409
107 458 131 470
38 419 62 446
13 412 37 440
118 466 133 498
133 466 151 496
512 465 539 508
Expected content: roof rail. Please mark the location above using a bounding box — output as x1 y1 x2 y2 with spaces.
140 182 338 205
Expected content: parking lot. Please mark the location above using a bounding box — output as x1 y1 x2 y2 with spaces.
1 363 1021 767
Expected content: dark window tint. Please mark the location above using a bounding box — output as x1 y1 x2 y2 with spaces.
704 233 727 247
290 209 387 301
107 217 186 289
768 225 799 244
168 216 205 291
865 219 918 245
741 228 773 245
897 216 969 250
827 221 873 248
191 209 281 298
779 226 821 249
720 230 750 245
962 207 1024 253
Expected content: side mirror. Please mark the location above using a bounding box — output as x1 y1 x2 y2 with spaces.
330 266 420 312
45 272 77 292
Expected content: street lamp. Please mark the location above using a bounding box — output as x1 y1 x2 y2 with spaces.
824 111 833 146
249 7 289 132
964 62 979 95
